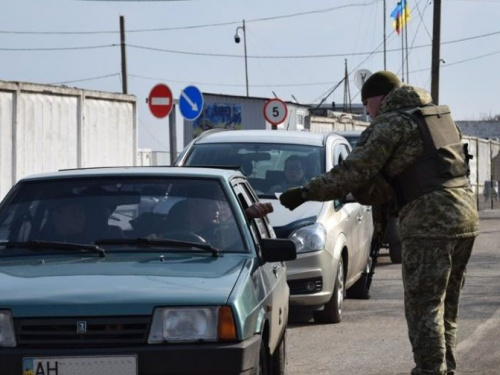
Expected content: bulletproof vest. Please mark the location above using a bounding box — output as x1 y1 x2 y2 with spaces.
392 105 470 206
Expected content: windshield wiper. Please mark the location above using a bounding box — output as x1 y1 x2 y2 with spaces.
1 241 106 257
95 238 220 257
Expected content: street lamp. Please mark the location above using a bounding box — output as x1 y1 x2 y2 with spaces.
234 19 249 96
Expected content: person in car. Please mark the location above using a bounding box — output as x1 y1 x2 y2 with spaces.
39 200 88 243
161 197 273 249
279 70 479 375
269 155 307 193
40 190 123 244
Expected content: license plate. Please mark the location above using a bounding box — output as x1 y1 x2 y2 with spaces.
22 355 137 375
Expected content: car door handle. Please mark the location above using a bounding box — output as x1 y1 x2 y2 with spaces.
272 265 280 277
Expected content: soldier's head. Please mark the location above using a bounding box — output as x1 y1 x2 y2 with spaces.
361 71 402 118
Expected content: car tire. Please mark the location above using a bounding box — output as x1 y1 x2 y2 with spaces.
389 239 402 264
313 257 344 324
385 217 402 264
257 335 271 375
271 331 286 375
346 257 372 299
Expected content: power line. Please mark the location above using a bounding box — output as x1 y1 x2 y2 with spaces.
38 43 500 95
4 26 499 58
129 73 330 88
0 1 379 35
0 44 115 51
49 72 121 85
411 48 500 73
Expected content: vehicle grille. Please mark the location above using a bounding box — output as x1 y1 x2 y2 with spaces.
14 316 151 348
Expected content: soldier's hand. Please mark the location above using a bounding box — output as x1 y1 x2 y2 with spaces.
280 187 305 211
245 202 273 219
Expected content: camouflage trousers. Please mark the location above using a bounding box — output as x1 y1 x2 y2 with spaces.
402 237 475 375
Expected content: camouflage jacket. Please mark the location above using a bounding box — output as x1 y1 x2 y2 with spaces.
305 84 479 240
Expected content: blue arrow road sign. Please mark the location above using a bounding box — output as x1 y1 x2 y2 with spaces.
179 85 204 121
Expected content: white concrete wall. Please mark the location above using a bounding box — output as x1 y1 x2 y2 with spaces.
0 80 137 199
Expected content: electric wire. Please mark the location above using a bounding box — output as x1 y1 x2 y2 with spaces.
2 27 499 57
0 1 380 35
49 73 121 85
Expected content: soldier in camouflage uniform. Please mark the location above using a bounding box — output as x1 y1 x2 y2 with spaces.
280 71 479 375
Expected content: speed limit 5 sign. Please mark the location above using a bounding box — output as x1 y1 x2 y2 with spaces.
263 98 288 126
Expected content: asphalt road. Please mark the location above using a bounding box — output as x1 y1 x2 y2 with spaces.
286 209 500 375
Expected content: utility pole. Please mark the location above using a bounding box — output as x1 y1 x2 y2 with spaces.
431 0 441 104
119 15 128 94
343 59 351 113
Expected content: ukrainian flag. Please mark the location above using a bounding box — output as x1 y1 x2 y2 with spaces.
391 0 411 35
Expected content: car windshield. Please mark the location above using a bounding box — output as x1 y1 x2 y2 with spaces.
185 143 324 198
0 177 246 255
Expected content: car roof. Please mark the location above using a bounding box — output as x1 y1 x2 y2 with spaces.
18 166 244 183
336 130 363 137
194 129 343 147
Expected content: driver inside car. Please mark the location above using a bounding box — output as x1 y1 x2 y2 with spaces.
159 197 272 250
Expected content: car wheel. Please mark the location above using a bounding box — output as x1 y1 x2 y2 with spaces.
257 335 271 375
313 257 344 324
389 239 402 264
385 217 402 264
271 331 286 375
346 257 372 299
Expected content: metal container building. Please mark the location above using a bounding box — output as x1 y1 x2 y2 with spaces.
182 93 309 147
0 80 137 199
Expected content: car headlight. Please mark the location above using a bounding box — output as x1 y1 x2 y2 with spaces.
290 223 326 253
0 310 16 347
148 306 237 343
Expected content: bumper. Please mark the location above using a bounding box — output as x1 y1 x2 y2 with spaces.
286 248 336 308
0 335 260 375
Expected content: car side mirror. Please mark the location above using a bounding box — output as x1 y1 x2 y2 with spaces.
259 238 297 263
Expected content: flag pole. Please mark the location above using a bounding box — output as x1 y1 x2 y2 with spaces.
401 19 405 82
405 2 410 82
383 0 387 70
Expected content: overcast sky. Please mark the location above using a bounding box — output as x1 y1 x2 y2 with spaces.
2 0 499 150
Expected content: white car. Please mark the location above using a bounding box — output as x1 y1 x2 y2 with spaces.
176 129 375 323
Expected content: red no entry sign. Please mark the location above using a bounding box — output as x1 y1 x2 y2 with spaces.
148 84 173 118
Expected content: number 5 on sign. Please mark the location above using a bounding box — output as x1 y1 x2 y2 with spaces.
263 98 288 126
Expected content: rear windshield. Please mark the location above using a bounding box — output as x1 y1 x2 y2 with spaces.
185 143 324 198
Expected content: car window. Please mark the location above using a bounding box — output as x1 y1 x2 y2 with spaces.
185 143 324 198
234 182 272 242
0 177 246 253
344 135 360 148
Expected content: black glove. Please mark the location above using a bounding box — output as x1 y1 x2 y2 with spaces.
280 187 306 210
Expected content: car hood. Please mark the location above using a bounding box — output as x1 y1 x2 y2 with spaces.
0 253 248 317
262 198 323 227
